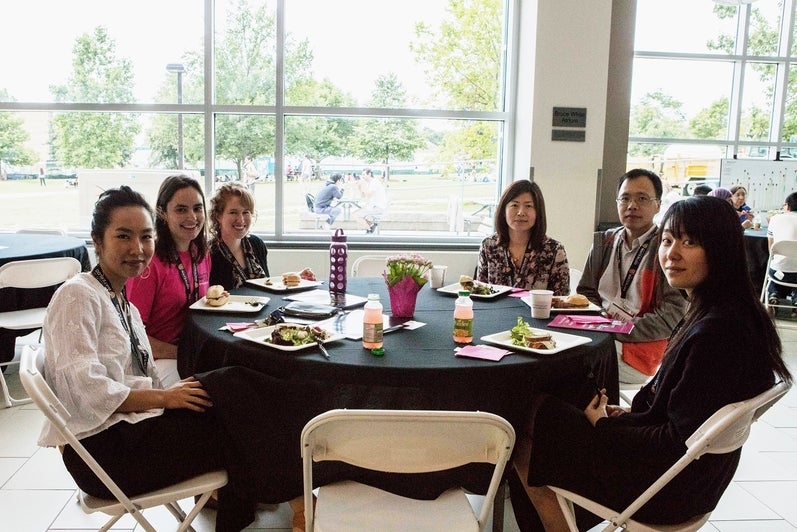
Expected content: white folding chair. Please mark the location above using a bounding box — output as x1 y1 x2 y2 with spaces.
350 255 387 277
550 380 791 532
301 409 515 532
760 240 797 315
19 345 228 532
569 268 583 295
0 257 81 408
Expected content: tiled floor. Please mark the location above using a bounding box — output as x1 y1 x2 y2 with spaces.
1 325 796 532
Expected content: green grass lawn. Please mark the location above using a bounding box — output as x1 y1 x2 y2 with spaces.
0 174 496 234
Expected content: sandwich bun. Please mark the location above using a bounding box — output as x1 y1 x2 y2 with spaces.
564 294 590 307
282 272 301 287
205 285 230 307
459 275 475 291
523 331 556 350
552 293 590 308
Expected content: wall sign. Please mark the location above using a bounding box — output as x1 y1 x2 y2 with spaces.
552 129 586 142
552 107 586 142
552 107 587 128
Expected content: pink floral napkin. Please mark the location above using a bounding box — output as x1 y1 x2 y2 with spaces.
226 322 255 333
454 345 513 361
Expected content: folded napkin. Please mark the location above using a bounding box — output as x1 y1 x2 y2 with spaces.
226 322 256 333
454 345 513 361
508 288 529 298
548 314 634 334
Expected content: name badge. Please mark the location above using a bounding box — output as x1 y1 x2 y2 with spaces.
607 300 635 322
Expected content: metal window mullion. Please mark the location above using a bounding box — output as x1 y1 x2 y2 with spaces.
773 0 796 152
727 4 752 153
275 0 286 237
204 0 215 193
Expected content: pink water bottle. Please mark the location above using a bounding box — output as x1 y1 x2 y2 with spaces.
329 228 348 307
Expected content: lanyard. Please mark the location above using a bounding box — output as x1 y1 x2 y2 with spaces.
616 228 657 300
175 252 200 305
91 266 150 375
504 239 533 287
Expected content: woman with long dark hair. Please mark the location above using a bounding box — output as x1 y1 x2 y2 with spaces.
126 175 211 386
510 195 791 531
477 180 569 293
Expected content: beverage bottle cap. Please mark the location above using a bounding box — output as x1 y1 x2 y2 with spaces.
332 228 347 243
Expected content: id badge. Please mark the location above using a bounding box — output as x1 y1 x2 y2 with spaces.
607 300 635 322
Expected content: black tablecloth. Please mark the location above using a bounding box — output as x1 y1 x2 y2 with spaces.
744 228 768 296
179 278 618 429
0 234 91 364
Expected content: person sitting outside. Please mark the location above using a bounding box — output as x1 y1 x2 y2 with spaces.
354 168 387 233
766 191 797 310
577 169 687 384
313 173 344 229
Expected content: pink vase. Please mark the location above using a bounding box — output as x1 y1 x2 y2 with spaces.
386 276 422 317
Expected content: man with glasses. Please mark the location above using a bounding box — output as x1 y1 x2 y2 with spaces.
577 169 687 384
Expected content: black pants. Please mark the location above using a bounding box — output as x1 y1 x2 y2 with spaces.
62 408 255 532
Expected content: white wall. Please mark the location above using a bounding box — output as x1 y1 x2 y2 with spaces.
514 0 614 270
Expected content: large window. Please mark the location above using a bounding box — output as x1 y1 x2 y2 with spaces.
629 0 797 193
0 0 513 243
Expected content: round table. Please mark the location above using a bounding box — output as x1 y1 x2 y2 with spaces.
744 227 768 296
0 233 91 363
178 278 618 429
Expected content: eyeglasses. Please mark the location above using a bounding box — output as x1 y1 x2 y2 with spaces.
616 195 658 207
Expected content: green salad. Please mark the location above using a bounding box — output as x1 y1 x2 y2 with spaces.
268 324 330 346
510 317 535 346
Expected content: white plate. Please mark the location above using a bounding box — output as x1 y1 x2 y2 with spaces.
189 294 270 313
480 328 592 355
246 276 322 292
437 282 513 299
522 296 603 313
233 325 345 352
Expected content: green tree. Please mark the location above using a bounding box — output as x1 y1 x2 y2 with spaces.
411 0 501 111
147 0 356 176
689 97 729 139
286 79 357 163
707 6 794 140
352 74 425 179
50 27 139 168
628 90 688 156
0 89 35 170
410 0 502 166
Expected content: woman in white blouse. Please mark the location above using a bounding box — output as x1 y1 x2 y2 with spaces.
37 186 256 531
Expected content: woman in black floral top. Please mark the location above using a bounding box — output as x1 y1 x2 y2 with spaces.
477 180 570 294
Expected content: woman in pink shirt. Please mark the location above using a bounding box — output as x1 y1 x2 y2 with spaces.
127 175 210 386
